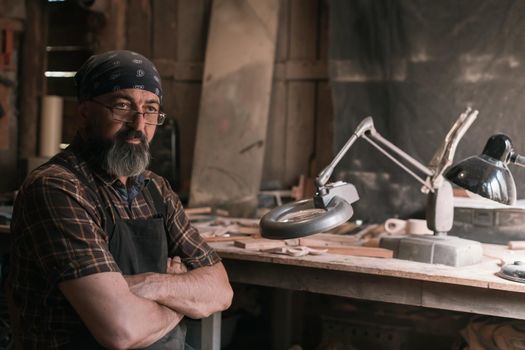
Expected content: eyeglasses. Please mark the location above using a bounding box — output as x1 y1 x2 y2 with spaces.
91 99 167 126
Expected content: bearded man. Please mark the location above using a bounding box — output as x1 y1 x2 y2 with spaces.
7 50 233 349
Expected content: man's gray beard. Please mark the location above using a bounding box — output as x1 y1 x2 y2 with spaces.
102 139 150 177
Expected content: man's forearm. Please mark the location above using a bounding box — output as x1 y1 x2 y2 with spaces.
126 262 233 319
59 272 184 349
124 297 183 348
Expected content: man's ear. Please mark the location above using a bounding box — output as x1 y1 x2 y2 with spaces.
77 102 89 128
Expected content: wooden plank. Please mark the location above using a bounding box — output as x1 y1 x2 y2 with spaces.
95 0 126 52
152 60 203 81
318 0 329 60
176 0 211 62
284 82 315 186
223 258 525 320
298 233 359 245
314 81 333 174
282 0 319 186
306 245 393 258
211 242 525 292
422 283 525 320
204 235 253 243
126 0 152 56
224 259 424 306
189 0 280 216
234 238 286 250
262 0 288 188
19 0 47 158
289 0 318 60
152 0 178 59
273 60 328 80
262 80 287 186
174 82 201 197
274 0 289 62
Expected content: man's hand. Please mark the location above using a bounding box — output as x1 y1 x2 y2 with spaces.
125 261 233 319
167 256 188 274
125 257 188 300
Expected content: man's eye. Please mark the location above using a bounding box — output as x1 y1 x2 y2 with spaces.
113 103 131 110
145 106 159 113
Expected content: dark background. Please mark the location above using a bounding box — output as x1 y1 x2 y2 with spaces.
329 0 525 221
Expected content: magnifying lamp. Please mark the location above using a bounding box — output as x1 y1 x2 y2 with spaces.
260 108 485 266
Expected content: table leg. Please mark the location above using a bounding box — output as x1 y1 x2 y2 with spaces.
201 312 221 350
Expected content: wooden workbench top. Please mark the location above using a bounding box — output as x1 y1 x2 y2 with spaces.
210 241 525 293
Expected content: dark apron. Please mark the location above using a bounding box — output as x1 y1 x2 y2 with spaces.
51 158 186 350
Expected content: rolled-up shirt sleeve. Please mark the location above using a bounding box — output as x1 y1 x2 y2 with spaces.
159 178 221 269
16 172 120 284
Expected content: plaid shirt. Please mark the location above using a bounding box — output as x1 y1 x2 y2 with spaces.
7 136 220 349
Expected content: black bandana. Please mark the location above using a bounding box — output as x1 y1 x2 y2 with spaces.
75 50 162 103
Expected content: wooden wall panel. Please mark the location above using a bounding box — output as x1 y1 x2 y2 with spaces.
176 0 211 62
262 81 287 187
19 0 47 159
98 0 332 199
152 0 178 59
126 0 152 56
262 0 333 189
284 0 318 186
173 82 202 196
289 0 318 59
315 81 333 174
149 0 212 198
285 82 316 185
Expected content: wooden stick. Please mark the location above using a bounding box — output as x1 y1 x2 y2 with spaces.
234 238 287 250
508 241 525 250
305 245 393 258
204 235 253 243
186 207 213 215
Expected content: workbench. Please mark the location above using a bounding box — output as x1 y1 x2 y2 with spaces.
206 240 525 348
211 241 525 319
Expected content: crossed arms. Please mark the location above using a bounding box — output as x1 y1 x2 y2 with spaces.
60 260 233 349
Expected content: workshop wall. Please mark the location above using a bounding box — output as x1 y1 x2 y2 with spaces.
67 0 332 200
0 0 24 193
329 0 525 222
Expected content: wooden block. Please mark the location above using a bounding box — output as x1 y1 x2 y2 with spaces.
186 207 213 215
508 241 525 250
234 238 286 250
298 238 357 247
306 245 393 258
302 233 359 244
204 235 253 243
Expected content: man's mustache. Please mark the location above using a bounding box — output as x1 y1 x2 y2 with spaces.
114 129 147 144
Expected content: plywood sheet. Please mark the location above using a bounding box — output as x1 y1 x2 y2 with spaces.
190 0 280 215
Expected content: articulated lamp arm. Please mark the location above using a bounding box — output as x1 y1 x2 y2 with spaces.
261 108 478 239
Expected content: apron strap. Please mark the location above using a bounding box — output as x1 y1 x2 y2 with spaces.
145 179 167 218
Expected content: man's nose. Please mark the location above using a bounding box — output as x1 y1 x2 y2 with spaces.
128 111 147 132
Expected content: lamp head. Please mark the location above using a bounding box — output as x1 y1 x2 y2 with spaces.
445 134 517 205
